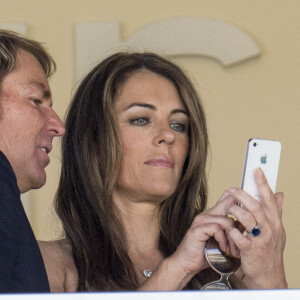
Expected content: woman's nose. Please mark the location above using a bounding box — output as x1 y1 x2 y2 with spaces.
153 123 175 146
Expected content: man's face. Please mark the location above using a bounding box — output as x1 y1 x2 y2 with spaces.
0 49 65 193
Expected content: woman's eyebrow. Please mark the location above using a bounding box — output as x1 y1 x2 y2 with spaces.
122 102 188 116
171 109 188 116
122 102 155 112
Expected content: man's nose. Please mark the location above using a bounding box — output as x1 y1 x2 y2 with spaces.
45 109 65 137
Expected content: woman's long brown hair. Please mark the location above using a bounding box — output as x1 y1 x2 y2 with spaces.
55 52 216 290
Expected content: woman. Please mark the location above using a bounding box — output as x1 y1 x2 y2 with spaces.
39 52 287 292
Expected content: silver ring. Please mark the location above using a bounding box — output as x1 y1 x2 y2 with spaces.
249 225 261 237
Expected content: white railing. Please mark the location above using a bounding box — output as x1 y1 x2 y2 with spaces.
0 290 299 300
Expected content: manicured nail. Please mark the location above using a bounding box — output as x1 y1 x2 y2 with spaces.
228 187 237 193
255 167 262 175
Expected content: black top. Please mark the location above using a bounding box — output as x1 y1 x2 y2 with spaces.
0 151 50 293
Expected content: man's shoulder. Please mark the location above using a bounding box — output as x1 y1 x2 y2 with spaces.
0 151 18 192
0 151 19 210
0 151 11 166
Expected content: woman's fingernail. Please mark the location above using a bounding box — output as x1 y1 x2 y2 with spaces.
255 167 262 175
228 187 237 193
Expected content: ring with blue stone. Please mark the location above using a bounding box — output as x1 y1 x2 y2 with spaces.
249 225 261 237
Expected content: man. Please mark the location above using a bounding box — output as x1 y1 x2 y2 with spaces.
0 30 65 293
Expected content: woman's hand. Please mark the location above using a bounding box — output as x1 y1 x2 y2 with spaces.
138 196 238 291
161 196 239 289
225 168 287 289
140 168 287 291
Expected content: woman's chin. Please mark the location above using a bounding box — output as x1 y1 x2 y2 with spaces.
142 186 176 202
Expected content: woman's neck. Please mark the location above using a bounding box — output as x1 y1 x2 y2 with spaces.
114 195 160 247
112 190 163 274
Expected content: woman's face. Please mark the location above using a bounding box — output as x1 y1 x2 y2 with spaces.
113 70 189 204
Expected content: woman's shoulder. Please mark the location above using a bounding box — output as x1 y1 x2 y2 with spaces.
38 239 78 292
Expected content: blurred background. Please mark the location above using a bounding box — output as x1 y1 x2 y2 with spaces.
0 0 299 288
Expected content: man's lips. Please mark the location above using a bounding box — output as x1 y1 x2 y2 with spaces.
39 145 52 167
144 156 174 168
40 145 52 154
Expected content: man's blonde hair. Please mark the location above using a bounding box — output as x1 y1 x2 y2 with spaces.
0 29 56 85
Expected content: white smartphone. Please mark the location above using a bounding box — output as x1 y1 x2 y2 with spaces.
241 138 281 202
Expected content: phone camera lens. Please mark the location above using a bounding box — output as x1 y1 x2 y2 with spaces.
253 143 257 147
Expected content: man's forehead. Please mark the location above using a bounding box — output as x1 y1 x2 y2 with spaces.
16 50 49 80
0 50 54 106
16 50 53 104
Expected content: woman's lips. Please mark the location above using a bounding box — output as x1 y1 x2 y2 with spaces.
144 156 174 168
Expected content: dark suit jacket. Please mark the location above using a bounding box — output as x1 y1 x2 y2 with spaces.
0 151 50 293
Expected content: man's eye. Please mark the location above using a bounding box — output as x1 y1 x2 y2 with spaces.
170 123 185 132
130 118 150 126
31 98 42 106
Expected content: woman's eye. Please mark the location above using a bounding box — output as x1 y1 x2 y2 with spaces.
130 118 150 126
170 123 185 132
